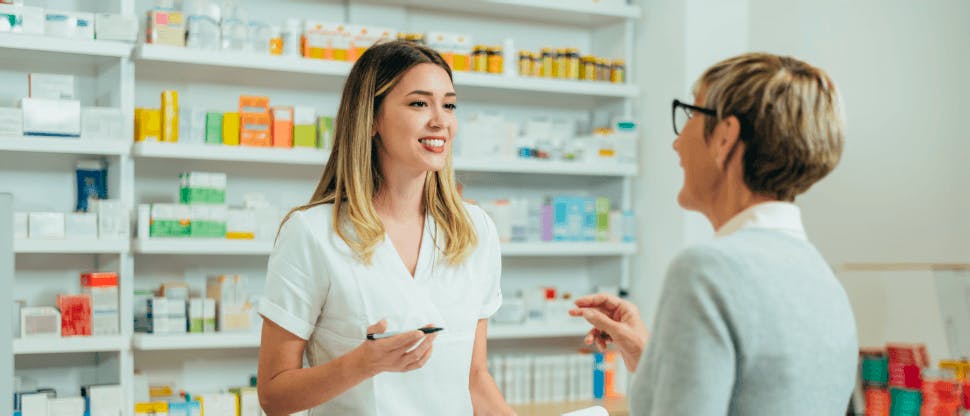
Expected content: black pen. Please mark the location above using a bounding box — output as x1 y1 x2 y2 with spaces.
367 327 444 340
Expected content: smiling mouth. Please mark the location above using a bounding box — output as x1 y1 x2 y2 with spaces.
418 137 446 148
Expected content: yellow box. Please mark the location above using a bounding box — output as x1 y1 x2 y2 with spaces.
134 402 168 415
134 108 161 142
222 112 240 146
161 90 178 142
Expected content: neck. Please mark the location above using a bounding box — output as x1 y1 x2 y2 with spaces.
704 164 776 231
374 161 427 220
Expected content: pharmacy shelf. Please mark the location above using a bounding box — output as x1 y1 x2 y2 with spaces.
0 136 130 157
132 333 260 351
372 0 642 27
136 44 352 77
489 321 591 340
456 158 636 177
0 32 132 58
453 71 638 99
134 238 272 255
134 239 635 257
135 44 637 99
502 242 636 257
14 239 130 254
134 142 634 176
13 335 129 355
133 142 328 166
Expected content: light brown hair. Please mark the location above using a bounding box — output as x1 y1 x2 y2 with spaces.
697 53 845 201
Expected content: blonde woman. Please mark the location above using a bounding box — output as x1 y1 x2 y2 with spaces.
256 41 513 416
570 53 858 415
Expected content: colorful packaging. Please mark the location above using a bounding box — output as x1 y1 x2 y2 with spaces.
271 106 293 148
57 294 92 336
222 112 240 145
240 113 271 147
135 108 161 142
161 90 179 142
205 112 223 144
146 10 185 46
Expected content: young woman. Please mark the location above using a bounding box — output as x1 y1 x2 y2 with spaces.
256 41 514 416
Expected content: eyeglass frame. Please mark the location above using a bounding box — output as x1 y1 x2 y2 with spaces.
672 99 717 135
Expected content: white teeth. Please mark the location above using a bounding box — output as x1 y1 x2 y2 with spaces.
420 139 445 148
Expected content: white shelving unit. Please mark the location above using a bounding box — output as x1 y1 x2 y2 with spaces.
0 136 130 157
133 141 637 176
14 336 130 355
15 239 130 254
4 0 640 412
133 238 635 257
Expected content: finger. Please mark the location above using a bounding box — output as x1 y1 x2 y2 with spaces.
366 319 388 334
584 330 596 346
573 293 622 309
578 308 624 334
406 341 434 371
385 331 426 351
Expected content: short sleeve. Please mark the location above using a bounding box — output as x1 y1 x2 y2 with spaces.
258 210 329 340
475 207 503 319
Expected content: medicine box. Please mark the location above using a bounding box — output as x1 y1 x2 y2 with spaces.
135 108 162 142
28 212 65 239
240 113 271 147
20 307 61 337
222 112 240 145
57 294 92 336
95 13 138 42
21 97 81 137
28 73 75 100
271 106 293 148
161 90 179 142
91 199 129 239
316 116 334 150
81 272 119 335
64 212 98 238
146 10 185 47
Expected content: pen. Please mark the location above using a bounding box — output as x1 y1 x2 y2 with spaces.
367 327 444 340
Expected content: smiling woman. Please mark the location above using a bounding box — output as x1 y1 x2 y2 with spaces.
255 40 514 416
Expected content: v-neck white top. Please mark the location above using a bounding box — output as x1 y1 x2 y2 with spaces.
259 202 503 416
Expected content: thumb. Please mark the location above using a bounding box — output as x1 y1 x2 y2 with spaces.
579 308 624 335
366 319 387 334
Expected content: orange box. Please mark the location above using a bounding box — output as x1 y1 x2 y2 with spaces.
239 95 270 115
240 113 271 147
81 272 119 287
271 106 293 148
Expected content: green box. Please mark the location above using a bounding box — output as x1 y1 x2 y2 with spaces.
316 116 334 150
189 318 204 333
294 124 317 148
150 219 188 238
205 112 223 145
189 220 226 238
595 197 610 241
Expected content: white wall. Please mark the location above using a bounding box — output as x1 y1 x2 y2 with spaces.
747 0 970 264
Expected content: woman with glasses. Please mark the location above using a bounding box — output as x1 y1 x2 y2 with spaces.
569 53 858 415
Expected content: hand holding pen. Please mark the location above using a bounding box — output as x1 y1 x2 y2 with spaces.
353 319 441 376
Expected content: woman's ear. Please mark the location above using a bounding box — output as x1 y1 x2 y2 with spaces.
711 115 742 169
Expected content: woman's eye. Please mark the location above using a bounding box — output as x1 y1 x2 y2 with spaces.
409 101 428 108
444 103 457 110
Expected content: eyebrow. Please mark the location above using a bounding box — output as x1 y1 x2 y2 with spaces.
407 90 457 98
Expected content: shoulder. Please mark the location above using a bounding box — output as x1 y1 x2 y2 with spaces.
664 240 743 296
462 202 496 235
277 203 335 242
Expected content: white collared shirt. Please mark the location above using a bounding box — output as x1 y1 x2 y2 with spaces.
714 201 807 240
259 203 503 416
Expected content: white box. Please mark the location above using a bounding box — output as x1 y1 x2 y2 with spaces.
293 106 315 125
0 5 43 34
0 107 23 136
49 397 85 416
227 209 256 237
94 13 137 42
81 107 124 140
64 212 98 238
75 12 94 39
84 384 124 416
91 199 129 239
200 393 237 416
21 392 50 416
14 212 27 239
21 306 61 337
28 212 65 239
44 10 77 38
21 97 81 137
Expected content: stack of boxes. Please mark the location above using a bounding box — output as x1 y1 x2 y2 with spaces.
14 272 118 340
861 349 890 416
480 196 635 244
0 3 135 40
181 171 228 238
2 73 124 141
887 343 929 416
136 92 335 152
858 344 970 416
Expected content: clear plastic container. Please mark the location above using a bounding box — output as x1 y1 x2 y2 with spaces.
220 1 247 51
247 21 272 54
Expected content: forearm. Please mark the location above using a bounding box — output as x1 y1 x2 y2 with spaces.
259 348 375 415
470 367 515 416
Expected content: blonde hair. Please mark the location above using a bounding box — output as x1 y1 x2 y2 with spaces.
696 53 845 201
280 41 477 265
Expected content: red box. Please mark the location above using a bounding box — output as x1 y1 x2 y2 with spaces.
889 362 923 389
81 272 118 287
57 294 92 336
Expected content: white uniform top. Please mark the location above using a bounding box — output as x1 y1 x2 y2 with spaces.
259 202 503 416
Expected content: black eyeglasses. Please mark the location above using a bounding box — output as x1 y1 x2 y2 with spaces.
672 99 716 135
